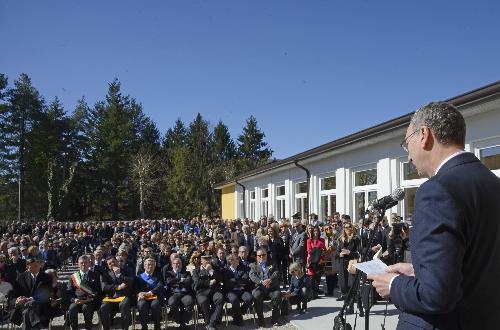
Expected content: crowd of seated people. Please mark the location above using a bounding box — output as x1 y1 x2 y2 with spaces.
0 213 408 329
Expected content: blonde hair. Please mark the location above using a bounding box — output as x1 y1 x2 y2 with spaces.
289 262 304 277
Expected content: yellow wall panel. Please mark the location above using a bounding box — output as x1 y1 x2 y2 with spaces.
221 185 236 220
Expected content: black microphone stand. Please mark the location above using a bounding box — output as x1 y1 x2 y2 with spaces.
333 206 386 330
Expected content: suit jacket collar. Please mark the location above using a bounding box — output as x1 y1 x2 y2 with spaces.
435 152 478 176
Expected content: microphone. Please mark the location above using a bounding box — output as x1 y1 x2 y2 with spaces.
369 188 405 211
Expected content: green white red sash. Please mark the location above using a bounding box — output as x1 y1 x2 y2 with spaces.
70 272 95 297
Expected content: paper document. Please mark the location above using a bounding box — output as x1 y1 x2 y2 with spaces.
353 258 388 275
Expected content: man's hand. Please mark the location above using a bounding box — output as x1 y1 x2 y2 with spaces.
262 279 272 288
15 296 29 306
117 283 127 291
386 262 414 276
371 244 382 252
367 273 398 298
340 249 350 257
368 262 415 298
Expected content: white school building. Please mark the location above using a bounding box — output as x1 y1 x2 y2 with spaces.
215 81 500 222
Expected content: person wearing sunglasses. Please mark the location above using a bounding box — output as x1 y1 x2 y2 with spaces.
249 247 283 327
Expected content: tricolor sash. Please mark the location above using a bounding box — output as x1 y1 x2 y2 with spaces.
70 272 95 297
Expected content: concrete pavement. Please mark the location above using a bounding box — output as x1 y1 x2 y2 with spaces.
289 290 400 330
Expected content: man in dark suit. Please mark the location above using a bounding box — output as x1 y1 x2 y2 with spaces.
136 257 164 330
368 102 500 329
164 257 193 330
67 255 102 330
192 255 224 330
99 255 135 330
10 258 52 330
210 247 227 271
249 248 283 327
222 254 253 326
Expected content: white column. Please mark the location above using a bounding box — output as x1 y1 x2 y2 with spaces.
377 158 393 216
268 183 275 218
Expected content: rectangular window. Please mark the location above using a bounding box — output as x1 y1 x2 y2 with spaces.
295 197 307 219
330 195 337 215
262 200 269 217
249 201 255 221
354 169 377 186
321 176 336 190
321 196 328 218
296 181 308 194
250 191 255 200
480 145 500 171
354 192 366 220
276 185 285 196
404 187 418 220
320 194 337 218
403 162 419 181
354 191 377 220
277 199 286 219
262 188 269 198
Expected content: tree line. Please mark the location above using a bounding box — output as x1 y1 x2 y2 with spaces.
0 73 273 221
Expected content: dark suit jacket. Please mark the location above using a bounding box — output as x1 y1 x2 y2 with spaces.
11 271 53 325
164 269 192 295
390 152 500 329
222 265 252 293
191 268 223 294
100 266 135 298
67 270 102 302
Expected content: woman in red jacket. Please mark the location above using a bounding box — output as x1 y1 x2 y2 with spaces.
306 225 325 298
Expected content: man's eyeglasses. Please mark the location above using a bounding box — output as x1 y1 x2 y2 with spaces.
400 128 420 153
257 254 267 257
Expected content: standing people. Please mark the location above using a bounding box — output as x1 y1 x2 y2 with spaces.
335 223 359 305
306 226 325 298
289 219 306 266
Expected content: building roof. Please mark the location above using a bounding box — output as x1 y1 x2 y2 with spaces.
215 80 500 189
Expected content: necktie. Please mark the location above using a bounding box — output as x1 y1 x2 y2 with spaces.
177 272 181 280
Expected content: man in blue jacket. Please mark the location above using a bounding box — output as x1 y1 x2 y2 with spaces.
368 101 500 329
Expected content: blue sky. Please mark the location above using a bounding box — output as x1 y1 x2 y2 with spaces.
2 1 499 159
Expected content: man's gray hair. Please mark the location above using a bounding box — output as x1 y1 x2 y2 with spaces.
410 102 466 146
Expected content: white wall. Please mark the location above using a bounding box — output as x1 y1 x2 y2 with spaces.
235 98 500 221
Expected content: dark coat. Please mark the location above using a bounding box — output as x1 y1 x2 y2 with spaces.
222 265 252 293
67 269 102 302
191 268 223 294
10 271 53 326
391 152 500 329
100 266 135 298
163 269 192 295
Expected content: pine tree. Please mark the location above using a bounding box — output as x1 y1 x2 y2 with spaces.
237 115 273 173
4 73 45 220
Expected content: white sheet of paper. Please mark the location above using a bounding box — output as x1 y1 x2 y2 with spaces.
353 258 388 275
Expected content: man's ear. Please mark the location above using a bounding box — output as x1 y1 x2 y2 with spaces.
421 126 434 151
